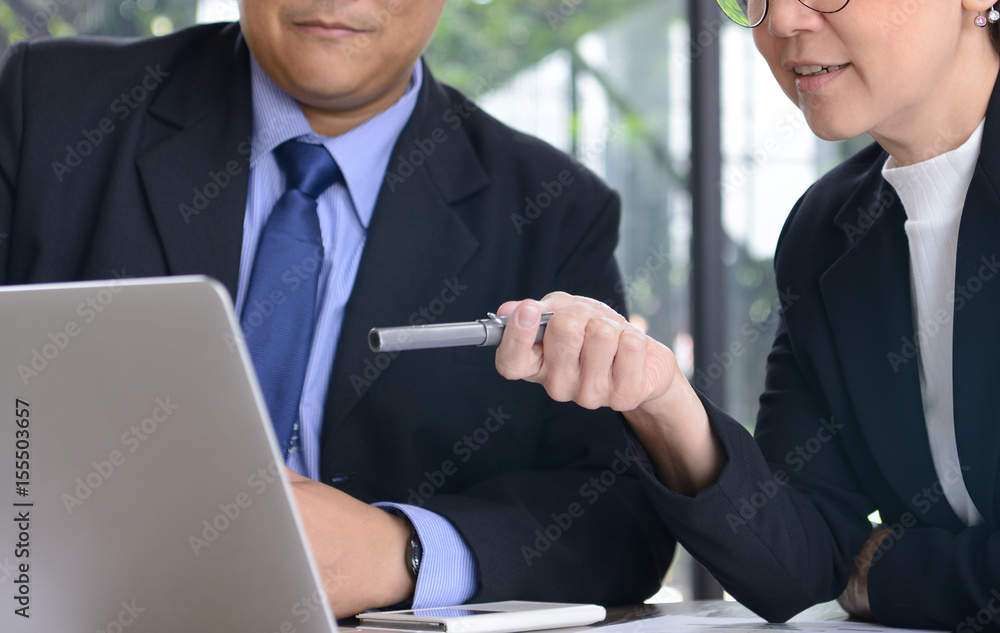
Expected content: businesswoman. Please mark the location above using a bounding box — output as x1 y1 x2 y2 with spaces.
496 0 1000 629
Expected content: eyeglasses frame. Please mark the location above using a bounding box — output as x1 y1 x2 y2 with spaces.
717 0 851 28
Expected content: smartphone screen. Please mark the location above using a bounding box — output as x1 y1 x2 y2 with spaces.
392 608 502 618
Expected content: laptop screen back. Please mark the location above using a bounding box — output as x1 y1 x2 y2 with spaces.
0 276 337 632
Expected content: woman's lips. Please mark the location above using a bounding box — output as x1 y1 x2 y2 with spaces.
793 63 849 92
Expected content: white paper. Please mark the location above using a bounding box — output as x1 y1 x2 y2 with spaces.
593 614 944 633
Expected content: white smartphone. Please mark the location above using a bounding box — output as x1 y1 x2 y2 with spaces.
356 600 606 633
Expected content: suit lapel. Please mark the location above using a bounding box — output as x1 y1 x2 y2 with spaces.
820 172 963 529
136 24 252 299
321 67 488 439
952 99 1000 526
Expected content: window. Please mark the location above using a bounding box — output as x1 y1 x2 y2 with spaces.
0 0 868 601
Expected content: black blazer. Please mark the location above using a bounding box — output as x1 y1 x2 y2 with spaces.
639 77 1000 628
0 23 674 604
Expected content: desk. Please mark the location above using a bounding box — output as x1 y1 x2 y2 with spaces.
595 600 849 624
341 600 851 631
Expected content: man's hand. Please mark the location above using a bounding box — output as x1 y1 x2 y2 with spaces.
838 528 891 621
283 468 415 617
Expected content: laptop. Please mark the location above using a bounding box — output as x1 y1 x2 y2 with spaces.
0 276 338 632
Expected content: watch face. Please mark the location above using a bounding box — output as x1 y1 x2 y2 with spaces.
409 534 422 578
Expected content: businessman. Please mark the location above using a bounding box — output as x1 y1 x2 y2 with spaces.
0 0 674 617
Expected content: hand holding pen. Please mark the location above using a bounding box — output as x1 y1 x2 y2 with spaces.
368 312 554 352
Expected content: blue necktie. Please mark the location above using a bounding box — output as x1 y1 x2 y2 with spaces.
241 140 340 460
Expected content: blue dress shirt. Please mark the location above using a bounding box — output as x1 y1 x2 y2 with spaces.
238 56 477 609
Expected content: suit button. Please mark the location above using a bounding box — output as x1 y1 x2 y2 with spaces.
329 472 357 484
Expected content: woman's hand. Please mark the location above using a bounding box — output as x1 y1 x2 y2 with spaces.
838 528 891 621
494 292 679 412
494 292 726 496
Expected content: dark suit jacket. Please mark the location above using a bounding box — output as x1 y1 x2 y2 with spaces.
638 76 1000 629
0 23 674 605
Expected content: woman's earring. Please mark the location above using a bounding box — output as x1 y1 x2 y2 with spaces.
976 6 999 27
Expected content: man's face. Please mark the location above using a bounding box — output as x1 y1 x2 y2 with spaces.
239 0 448 113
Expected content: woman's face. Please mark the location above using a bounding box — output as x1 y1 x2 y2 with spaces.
753 0 997 155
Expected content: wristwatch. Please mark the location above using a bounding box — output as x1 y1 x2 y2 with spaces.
407 532 423 580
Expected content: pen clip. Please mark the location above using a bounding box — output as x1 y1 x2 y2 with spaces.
479 312 553 347
483 312 554 326
485 312 508 325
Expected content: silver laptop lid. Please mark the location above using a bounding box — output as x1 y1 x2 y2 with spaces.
0 276 337 632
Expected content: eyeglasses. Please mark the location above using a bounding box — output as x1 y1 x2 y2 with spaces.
717 0 851 28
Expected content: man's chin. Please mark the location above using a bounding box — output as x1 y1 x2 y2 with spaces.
292 86 382 114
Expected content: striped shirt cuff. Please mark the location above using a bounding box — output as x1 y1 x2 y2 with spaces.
375 502 479 608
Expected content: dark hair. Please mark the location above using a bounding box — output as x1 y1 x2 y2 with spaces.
992 23 1000 56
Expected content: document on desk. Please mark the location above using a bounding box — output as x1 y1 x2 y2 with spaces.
598 615 945 633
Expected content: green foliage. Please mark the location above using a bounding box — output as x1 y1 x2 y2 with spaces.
46 14 75 37
426 0 651 96
0 0 194 50
1 0 644 96
0 1 26 44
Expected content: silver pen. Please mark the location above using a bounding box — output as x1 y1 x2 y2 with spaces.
369 312 553 352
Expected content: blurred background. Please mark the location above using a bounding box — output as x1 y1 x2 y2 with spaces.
0 0 871 603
